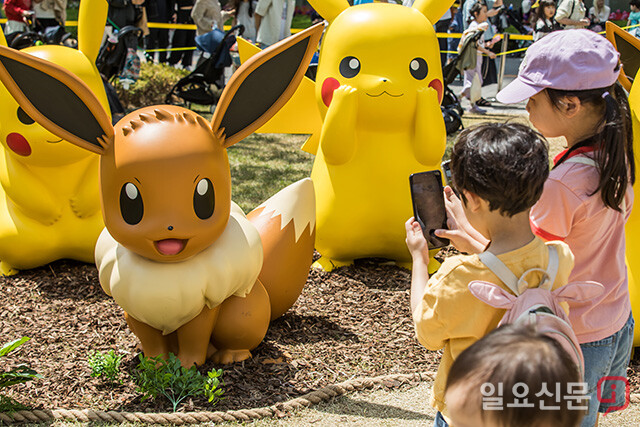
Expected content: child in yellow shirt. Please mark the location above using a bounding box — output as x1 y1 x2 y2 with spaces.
405 122 575 426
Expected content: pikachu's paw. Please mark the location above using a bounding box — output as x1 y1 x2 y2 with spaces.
312 256 353 272
333 84 357 102
211 349 252 364
69 197 98 219
0 261 18 276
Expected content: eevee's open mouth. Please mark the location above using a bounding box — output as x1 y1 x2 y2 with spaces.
366 91 403 98
154 238 189 256
46 139 63 144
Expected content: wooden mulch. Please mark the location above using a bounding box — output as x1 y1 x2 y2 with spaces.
1 254 639 413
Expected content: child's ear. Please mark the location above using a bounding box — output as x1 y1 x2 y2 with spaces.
561 96 581 118
211 23 323 148
462 190 483 212
0 45 114 154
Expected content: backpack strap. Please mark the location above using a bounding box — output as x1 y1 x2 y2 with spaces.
565 156 628 214
478 245 560 295
478 252 520 295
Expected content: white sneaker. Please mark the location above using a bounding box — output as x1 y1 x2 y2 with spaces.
469 104 487 114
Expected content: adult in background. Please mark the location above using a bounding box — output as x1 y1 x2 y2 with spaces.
32 0 66 31
3 0 33 34
555 0 589 29
192 0 232 35
145 0 174 63
254 0 294 48
588 0 610 32
232 0 257 41
168 0 196 69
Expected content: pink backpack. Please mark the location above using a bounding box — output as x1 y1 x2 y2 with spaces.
468 245 604 378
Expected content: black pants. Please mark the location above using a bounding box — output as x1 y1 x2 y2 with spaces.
168 9 194 67
146 27 170 63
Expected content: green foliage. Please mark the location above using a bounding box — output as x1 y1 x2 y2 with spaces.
0 337 41 412
88 350 124 383
133 354 224 412
115 62 190 110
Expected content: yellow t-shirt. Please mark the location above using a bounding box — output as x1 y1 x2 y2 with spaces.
412 237 574 419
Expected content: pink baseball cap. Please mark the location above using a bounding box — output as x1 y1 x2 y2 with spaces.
497 29 620 104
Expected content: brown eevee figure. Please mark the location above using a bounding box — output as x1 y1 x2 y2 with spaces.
0 24 322 367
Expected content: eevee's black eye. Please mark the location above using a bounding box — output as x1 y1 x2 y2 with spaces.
193 178 215 220
340 56 360 78
120 182 144 225
409 58 428 80
17 107 35 125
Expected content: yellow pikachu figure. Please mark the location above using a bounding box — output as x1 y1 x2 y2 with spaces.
307 0 452 270
606 22 640 345
0 0 109 275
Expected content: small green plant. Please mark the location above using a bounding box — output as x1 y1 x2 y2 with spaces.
88 350 124 383
0 337 42 412
133 353 224 412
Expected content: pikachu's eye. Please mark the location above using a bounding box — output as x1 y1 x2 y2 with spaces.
17 107 35 125
409 58 428 80
120 182 144 225
193 178 215 220
339 56 360 78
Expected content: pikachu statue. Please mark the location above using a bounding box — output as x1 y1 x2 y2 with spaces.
0 24 322 367
306 0 453 270
606 22 640 345
0 0 109 275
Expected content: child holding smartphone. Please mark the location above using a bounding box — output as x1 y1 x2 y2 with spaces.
406 122 575 427
442 30 635 427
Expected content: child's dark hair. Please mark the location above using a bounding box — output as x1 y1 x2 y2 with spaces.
469 1 486 21
233 0 254 18
451 122 549 217
631 0 640 9
445 323 584 427
548 81 635 212
536 0 556 22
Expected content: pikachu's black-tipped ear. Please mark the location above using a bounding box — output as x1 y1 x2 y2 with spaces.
0 45 113 154
606 21 640 92
211 23 324 148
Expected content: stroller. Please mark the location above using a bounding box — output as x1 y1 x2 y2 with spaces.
96 25 143 82
5 14 77 50
165 25 244 108
439 29 487 135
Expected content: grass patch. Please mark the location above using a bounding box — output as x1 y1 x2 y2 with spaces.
228 133 313 213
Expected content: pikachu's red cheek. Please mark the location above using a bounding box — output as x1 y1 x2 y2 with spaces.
6 133 31 157
428 79 443 104
321 77 340 107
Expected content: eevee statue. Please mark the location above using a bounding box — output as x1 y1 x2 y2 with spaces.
0 24 323 367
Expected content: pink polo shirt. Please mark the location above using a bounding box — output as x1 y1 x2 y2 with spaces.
530 150 633 344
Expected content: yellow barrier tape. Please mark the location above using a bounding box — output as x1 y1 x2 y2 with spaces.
145 47 196 52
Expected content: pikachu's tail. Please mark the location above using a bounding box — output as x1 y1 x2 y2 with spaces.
247 178 316 320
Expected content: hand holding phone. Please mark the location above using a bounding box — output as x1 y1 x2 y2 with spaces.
409 171 449 249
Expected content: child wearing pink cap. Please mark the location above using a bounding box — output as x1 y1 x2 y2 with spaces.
437 29 635 427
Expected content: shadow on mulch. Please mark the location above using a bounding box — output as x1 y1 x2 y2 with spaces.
3 255 639 414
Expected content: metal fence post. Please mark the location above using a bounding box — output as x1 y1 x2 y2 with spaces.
497 33 510 93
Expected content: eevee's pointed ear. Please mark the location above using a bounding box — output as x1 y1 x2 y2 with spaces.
413 0 455 25
469 281 516 309
0 46 114 154
78 0 109 63
211 23 324 148
606 21 640 92
306 0 349 23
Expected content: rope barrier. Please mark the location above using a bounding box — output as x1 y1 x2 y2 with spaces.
0 371 436 425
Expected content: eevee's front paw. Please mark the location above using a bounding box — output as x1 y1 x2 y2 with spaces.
211 349 252 364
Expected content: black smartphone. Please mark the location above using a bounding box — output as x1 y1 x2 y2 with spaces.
409 170 449 249
441 160 453 187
